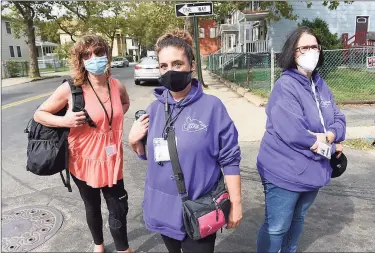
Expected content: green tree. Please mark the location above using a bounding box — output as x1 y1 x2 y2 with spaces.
298 18 341 49
1 2 53 78
35 20 60 43
126 2 184 61
90 2 128 52
54 42 74 60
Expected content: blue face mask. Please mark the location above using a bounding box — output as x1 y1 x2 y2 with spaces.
83 55 108 75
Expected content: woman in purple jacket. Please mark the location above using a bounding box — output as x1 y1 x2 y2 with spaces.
256 27 346 252
128 30 242 253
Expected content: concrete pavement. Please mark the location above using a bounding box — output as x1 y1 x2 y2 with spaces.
203 70 375 141
2 67 375 252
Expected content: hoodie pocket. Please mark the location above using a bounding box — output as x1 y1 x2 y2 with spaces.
143 186 183 230
296 159 311 175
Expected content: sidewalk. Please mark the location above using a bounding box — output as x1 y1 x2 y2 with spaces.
1 71 71 88
202 69 375 141
1 63 138 88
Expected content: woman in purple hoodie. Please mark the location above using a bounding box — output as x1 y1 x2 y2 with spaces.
256 27 346 252
128 30 243 253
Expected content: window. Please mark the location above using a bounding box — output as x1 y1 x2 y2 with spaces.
9 46 15 57
252 25 260 41
209 28 216 38
245 28 251 41
5 21 11 34
199 28 205 38
17 46 22 57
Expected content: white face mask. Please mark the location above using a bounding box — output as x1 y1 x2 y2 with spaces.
296 50 320 72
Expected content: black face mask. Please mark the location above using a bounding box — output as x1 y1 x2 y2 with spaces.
158 70 192 92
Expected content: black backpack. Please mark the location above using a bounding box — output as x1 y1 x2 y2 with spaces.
24 79 95 192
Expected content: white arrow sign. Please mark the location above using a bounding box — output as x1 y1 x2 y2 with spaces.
178 4 212 16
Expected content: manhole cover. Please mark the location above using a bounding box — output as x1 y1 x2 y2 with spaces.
2 206 63 252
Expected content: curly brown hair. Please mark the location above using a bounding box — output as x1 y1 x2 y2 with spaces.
155 29 195 65
70 35 112 86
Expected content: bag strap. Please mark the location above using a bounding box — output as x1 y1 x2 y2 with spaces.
59 139 72 192
64 79 85 112
164 94 188 201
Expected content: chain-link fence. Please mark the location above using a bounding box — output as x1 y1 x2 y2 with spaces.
2 59 70 78
208 47 375 103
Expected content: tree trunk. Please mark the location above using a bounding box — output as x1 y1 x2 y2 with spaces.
184 17 194 36
137 43 141 62
110 32 116 57
26 18 40 78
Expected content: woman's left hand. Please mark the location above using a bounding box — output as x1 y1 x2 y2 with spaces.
227 201 243 229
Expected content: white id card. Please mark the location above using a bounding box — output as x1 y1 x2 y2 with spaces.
317 142 332 159
153 138 170 162
105 144 117 157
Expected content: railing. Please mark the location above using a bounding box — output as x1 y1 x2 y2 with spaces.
245 40 268 53
342 32 375 48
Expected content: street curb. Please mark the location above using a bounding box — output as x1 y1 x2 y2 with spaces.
2 75 66 88
30 75 64 82
207 71 268 107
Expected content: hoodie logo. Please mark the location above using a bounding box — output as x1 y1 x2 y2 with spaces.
182 116 208 132
319 96 332 108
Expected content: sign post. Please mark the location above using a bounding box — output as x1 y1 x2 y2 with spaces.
176 2 213 88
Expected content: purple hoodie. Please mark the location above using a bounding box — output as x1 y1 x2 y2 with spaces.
139 79 241 240
257 69 346 192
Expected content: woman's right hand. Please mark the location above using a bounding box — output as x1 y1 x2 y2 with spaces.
129 114 149 145
63 110 87 128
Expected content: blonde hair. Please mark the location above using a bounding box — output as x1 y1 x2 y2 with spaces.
70 35 112 86
155 29 195 64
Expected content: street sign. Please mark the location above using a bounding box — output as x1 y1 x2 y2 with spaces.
175 2 213 17
367 56 375 68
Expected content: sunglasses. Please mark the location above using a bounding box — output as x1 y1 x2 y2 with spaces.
81 47 106 60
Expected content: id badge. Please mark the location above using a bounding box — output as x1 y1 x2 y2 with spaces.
105 144 117 157
317 142 332 159
153 138 170 162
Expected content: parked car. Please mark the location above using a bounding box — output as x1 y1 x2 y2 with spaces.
111 57 129 68
134 57 161 85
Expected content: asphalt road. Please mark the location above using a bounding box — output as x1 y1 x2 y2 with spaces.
1 66 375 252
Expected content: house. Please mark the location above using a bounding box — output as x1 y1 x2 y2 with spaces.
1 18 60 68
217 1 375 54
2 18 32 62
199 19 219 57
59 29 140 60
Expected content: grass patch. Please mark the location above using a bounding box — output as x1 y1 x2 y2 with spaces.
343 138 374 151
40 66 70 73
217 67 375 102
324 68 375 102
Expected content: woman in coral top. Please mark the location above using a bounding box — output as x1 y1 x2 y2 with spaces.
34 35 132 253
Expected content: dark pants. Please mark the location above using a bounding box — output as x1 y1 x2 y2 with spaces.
72 175 130 251
161 233 216 253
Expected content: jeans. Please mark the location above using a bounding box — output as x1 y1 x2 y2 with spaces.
256 180 319 253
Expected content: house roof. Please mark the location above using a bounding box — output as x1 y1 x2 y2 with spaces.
35 41 59 47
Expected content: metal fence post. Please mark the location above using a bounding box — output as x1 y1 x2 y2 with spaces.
270 48 275 91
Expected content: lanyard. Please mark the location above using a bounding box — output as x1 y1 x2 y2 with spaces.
88 79 113 130
163 92 185 139
311 81 326 133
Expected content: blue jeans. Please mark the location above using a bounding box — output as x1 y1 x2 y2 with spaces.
256 181 319 253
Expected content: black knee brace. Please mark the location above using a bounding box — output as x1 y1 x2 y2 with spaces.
107 191 129 230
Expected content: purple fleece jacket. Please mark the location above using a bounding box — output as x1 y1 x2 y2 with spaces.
257 69 346 192
139 79 241 240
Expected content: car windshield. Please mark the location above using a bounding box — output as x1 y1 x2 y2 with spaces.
113 57 123 61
